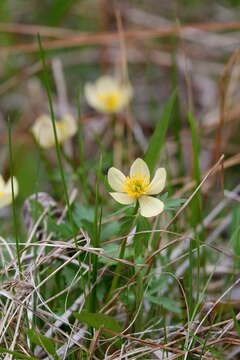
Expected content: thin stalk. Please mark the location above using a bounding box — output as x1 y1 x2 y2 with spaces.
88 157 102 314
31 165 42 330
7 119 22 278
134 271 144 332
170 26 184 177
106 203 139 301
76 87 89 202
33 137 60 198
112 113 123 168
37 34 77 246
60 145 76 170
188 113 205 305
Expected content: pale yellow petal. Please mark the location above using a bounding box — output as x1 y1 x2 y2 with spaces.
61 114 77 138
110 192 135 205
139 195 164 217
96 76 119 93
85 76 133 113
0 193 12 209
0 175 5 191
84 83 106 112
5 177 19 197
118 84 133 109
147 168 166 195
130 158 150 178
108 167 126 192
31 115 56 148
0 176 18 208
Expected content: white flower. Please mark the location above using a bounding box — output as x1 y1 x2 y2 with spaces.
31 113 77 149
108 158 166 217
84 75 133 114
0 176 18 209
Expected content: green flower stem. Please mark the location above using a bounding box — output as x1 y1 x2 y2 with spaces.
88 158 102 314
76 87 89 203
7 119 22 278
33 138 61 198
37 34 78 250
112 113 123 168
106 202 139 302
60 145 76 171
134 271 144 332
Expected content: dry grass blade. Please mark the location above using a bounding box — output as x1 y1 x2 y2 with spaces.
2 21 240 55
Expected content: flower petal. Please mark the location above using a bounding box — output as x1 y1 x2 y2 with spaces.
96 76 119 93
84 83 104 112
120 84 133 107
5 177 19 197
110 192 135 205
108 167 126 192
139 195 164 217
0 194 12 209
114 84 133 112
85 76 133 113
0 175 5 190
147 168 166 195
61 113 77 139
31 115 56 148
130 158 150 178
0 177 18 209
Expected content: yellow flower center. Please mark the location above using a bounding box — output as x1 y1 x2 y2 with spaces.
98 92 122 112
123 174 150 198
0 191 5 198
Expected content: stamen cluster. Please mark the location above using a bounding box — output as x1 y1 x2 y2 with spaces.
123 175 150 198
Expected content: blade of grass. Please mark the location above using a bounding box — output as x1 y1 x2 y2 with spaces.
144 91 176 174
43 0 78 26
106 203 139 302
76 86 89 203
88 155 102 314
0 347 38 360
7 118 22 277
37 34 77 245
187 113 204 312
170 35 184 177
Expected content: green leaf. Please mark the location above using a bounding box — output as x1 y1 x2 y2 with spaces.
230 205 240 256
27 329 56 357
148 275 170 295
74 311 122 332
101 221 120 242
146 295 181 314
99 243 119 264
162 196 186 210
187 113 203 228
47 217 75 238
144 91 176 174
231 226 240 255
0 347 38 360
188 113 201 183
42 0 77 26
134 216 151 257
73 204 94 225
158 192 185 211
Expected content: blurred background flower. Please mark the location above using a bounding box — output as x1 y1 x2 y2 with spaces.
84 75 133 114
0 175 18 209
31 113 77 148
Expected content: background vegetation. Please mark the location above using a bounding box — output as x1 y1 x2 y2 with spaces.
1 0 240 359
